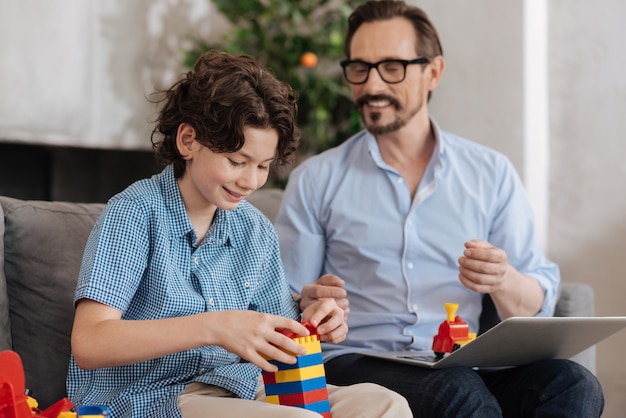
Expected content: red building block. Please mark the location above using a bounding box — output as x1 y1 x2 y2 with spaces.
0 350 75 418
263 323 332 417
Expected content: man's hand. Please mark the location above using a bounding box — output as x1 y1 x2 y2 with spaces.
457 239 510 294
299 274 349 316
301 298 348 344
458 239 545 318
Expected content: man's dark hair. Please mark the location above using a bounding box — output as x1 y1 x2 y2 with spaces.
151 50 300 178
344 0 443 60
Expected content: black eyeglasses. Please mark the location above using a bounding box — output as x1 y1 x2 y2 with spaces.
340 57 430 85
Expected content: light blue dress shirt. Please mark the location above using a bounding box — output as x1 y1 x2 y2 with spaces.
67 165 298 418
275 120 560 359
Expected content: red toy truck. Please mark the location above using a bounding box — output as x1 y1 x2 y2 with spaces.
431 303 476 359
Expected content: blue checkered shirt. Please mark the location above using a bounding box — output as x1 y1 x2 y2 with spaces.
67 165 298 418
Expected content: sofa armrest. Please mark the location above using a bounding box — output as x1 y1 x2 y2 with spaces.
0 196 105 408
0 202 11 351
555 282 596 374
555 282 595 317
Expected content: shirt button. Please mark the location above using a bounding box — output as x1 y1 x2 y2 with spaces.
412 304 418 311
208 298 215 306
199 368 205 374
194 257 199 264
397 177 404 184
244 281 250 288
407 262 414 270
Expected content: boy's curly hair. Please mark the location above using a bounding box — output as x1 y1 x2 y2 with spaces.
151 50 300 178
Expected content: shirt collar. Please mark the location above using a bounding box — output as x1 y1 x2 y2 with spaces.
364 117 445 173
204 208 233 247
156 165 231 246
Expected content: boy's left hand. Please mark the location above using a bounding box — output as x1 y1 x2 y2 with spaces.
301 298 347 344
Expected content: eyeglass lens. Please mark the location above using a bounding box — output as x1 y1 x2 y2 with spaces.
345 61 407 84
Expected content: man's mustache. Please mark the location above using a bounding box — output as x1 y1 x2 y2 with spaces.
355 94 400 110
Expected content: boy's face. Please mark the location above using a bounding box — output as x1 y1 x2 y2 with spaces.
177 124 278 213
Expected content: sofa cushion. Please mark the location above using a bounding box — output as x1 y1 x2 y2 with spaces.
0 197 104 409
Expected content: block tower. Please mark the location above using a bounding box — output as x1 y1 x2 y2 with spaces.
262 323 332 417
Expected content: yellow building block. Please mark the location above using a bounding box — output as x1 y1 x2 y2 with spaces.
274 364 326 383
262 334 322 359
293 335 322 355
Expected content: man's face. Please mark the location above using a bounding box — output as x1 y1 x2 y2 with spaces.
348 17 432 135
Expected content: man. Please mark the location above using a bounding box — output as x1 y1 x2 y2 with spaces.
275 1 604 417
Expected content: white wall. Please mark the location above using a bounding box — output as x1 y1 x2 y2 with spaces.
422 1 626 416
0 0 225 149
1 0 625 416
548 0 626 414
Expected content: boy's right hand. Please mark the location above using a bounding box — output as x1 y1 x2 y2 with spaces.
212 311 309 372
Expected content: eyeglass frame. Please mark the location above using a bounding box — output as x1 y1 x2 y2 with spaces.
340 57 431 85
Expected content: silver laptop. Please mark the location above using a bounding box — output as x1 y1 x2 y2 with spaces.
360 316 626 369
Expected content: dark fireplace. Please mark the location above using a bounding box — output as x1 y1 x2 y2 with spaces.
0 142 161 203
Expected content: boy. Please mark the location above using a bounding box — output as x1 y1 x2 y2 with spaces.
67 50 411 418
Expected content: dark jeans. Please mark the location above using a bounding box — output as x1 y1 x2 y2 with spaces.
325 354 604 418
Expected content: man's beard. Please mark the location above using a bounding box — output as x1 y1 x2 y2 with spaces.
364 112 407 135
356 94 419 135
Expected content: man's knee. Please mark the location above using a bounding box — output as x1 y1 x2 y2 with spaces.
555 360 604 405
540 359 602 392
521 359 604 417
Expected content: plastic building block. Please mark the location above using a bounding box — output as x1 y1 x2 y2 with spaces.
39 399 76 418
431 303 476 358
0 350 75 418
272 364 326 383
263 375 328 396
262 322 332 417
268 351 324 370
76 405 111 417
266 387 330 406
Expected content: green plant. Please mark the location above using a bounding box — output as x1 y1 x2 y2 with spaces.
185 0 365 185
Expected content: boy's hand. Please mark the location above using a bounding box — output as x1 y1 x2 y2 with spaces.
301 298 348 344
214 311 309 372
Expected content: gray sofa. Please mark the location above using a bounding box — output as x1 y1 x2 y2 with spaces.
0 191 595 410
